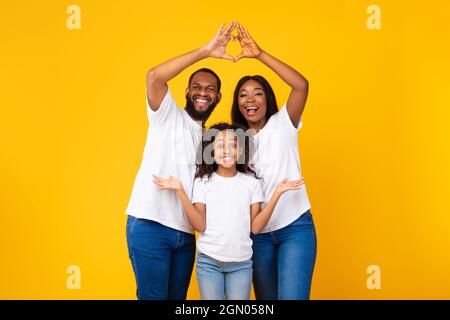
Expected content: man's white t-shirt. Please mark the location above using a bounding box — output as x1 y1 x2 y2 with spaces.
192 172 265 262
125 88 202 234
251 104 311 233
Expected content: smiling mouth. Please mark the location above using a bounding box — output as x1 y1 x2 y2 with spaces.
220 155 234 163
194 96 211 108
244 105 259 116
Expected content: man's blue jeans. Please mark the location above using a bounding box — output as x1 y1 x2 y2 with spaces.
251 210 317 300
126 215 196 300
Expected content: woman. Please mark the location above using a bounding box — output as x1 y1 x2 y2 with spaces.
231 23 317 300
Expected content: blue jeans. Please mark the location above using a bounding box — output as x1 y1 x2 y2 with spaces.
251 210 317 300
126 215 196 300
196 251 253 300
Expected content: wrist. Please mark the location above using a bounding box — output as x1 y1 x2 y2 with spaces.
176 186 185 195
255 48 264 59
198 46 210 59
273 189 283 198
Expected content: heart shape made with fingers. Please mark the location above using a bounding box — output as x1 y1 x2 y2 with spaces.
207 22 262 62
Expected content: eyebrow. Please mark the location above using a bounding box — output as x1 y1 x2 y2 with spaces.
215 136 236 141
192 82 216 88
239 87 264 93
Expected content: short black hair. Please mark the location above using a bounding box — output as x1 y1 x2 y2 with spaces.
188 68 221 93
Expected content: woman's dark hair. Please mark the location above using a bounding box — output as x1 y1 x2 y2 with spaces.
231 75 279 129
195 122 259 181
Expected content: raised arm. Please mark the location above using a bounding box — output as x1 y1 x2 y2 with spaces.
147 22 237 111
251 178 304 234
152 175 206 232
235 23 309 127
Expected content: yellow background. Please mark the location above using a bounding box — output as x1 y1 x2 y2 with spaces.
1 0 450 299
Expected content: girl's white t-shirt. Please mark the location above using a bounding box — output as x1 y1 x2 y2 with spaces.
192 172 264 262
251 104 312 233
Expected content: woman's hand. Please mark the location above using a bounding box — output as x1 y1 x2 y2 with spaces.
275 177 304 195
152 175 183 191
203 22 237 62
235 23 262 61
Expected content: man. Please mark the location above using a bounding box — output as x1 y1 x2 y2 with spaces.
125 22 237 300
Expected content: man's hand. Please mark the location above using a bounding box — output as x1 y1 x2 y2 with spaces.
235 23 262 61
203 22 237 62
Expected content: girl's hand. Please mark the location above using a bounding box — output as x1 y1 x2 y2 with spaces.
152 175 183 191
235 23 262 61
275 177 304 195
203 22 237 62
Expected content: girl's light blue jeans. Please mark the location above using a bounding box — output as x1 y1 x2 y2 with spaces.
196 251 253 300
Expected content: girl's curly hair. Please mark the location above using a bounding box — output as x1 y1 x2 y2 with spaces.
195 122 259 181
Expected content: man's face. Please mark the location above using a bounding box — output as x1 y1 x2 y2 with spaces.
185 72 221 122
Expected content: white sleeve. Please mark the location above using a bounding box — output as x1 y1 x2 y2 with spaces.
251 178 265 204
146 87 178 127
278 103 303 130
192 178 206 204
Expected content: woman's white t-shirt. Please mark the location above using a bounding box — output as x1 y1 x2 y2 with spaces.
251 104 311 233
192 172 264 262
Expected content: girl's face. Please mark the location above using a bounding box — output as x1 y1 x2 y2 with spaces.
238 79 268 126
213 130 239 169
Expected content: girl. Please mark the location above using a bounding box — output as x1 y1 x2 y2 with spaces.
231 23 317 300
152 122 303 300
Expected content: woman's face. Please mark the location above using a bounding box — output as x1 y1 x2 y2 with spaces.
238 79 267 126
213 130 239 169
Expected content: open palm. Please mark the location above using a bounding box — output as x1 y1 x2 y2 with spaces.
205 22 237 62
275 178 304 194
235 23 262 61
152 175 182 191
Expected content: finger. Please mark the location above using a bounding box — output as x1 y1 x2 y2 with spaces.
237 23 244 38
292 181 304 187
157 183 170 190
152 174 162 182
157 178 169 185
235 23 242 38
152 179 163 188
243 26 251 39
223 21 236 36
222 53 236 62
234 53 246 62
153 178 165 185
216 23 225 36
239 23 248 39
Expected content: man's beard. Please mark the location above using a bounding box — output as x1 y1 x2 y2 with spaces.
185 95 218 123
